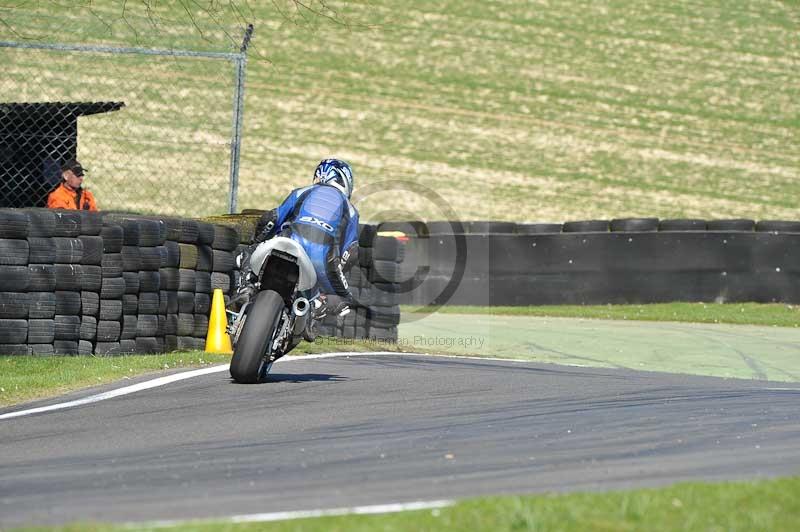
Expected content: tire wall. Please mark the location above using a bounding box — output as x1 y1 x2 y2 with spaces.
0 208 240 356
385 219 800 306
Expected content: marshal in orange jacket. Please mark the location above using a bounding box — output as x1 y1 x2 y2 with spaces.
47 184 98 211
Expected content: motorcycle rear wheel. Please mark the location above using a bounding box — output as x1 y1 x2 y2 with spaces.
229 290 284 383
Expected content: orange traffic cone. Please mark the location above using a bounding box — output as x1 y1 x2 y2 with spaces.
205 288 233 354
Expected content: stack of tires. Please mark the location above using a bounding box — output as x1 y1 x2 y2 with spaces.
0 209 240 357
173 218 206 351
0 210 34 355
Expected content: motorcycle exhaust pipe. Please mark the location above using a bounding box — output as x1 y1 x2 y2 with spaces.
292 297 310 318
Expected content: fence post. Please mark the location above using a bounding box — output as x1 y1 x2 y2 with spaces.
228 24 254 215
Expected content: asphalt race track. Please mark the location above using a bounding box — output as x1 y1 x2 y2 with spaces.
2 353 800 527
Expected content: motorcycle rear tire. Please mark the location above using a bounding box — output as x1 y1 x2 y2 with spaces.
230 290 284 384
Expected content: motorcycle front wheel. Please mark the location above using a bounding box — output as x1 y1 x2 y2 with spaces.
229 290 285 383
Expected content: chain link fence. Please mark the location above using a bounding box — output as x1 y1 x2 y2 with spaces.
1 32 251 217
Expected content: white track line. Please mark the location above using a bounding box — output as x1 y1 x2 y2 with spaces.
0 352 530 421
141 499 454 529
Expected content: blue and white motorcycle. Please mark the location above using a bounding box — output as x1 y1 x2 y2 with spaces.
227 236 317 384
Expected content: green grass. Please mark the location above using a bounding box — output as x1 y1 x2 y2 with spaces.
404 302 800 327
1 2 798 220
13 476 800 531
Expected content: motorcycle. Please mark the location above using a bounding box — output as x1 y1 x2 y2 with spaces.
227 236 317 383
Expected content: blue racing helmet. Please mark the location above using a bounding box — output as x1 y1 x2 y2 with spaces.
313 158 354 199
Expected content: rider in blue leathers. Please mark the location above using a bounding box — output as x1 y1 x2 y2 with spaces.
235 159 359 327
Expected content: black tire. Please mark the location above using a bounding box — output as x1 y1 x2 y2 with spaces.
179 220 199 244
373 237 405 262
99 299 123 321
195 271 212 294
28 319 55 343
368 325 398 341
0 210 29 238
96 320 121 342
212 225 240 251
27 264 56 292
122 294 138 315
177 313 195 336
193 315 209 338
706 219 755 232
197 221 215 245
81 291 99 317
121 315 137 339
194 293 211 315
0 343 29 355
54 264 83 291
116 219 141 246
157 315 166 336
755 220 800 233
160 268 180 291
210 272 231 293
122 271 140 294
176 292 194 314
27 237 56 264
80 316 97 341
139 271 161 292
178 269 196 292
29 344 55 356
135 337 160 354
54 239 83 266
163 241 181 267
515 223 563 234
121 246 141 271
138 292 160 314
79 211 103 236
138 219 164 247
212 250 235 272
100 277 126 299
101 253 124 277
610 218 659 232
369 260 403 283
0 292 29 319
659 219 706 231
163 218 182 241
29 292 56 319
79 236 103 265
53 340 79 355
139 247 163 271
0 266 30 292
81 265 102 292
55 291 82 315
79 340 93 355
54 315 81 340
562 220 609 233
164 292 179 314
165 315 179 335
136 314 159 337
158 291 168 314
0 238 29 265
178 244 198 269
426 221 461 235
52 211 81 237
95 341 122 355
230 290 285 384
101 224 124 253
25 209 56 237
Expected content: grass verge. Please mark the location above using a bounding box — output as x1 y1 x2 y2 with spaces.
14 476 800 531
404 302 800 327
